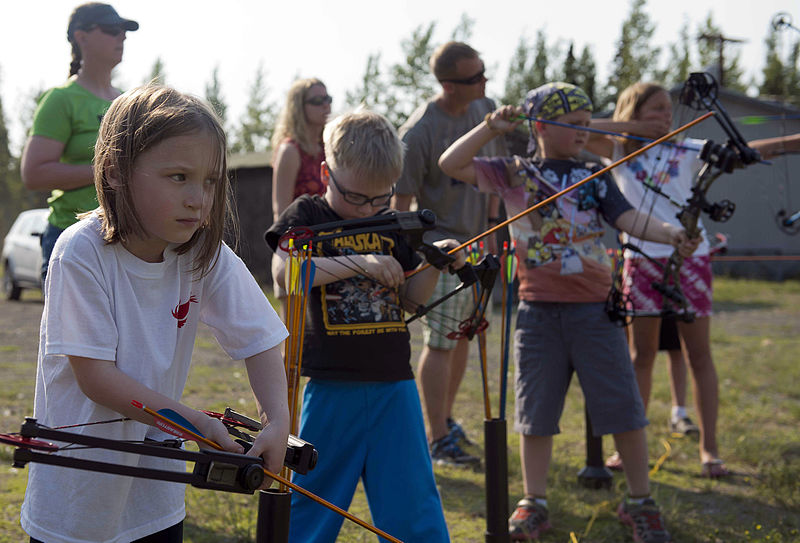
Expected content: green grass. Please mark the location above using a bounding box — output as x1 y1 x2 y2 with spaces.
1 277 799 542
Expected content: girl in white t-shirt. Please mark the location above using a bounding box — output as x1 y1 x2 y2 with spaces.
21 84 289 543
588 82 728 478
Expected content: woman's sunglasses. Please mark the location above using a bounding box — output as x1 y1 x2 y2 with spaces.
82 24 125 37
305 95 333 106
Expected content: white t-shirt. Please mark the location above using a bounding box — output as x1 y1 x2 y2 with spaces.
21 215 288 543
611 137 711 258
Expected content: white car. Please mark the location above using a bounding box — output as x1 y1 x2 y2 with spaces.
2 208 49 300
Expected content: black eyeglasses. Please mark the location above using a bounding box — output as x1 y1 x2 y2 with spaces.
328 168 394 207
440 69 487 85
83 24 125 37
305 95 333 106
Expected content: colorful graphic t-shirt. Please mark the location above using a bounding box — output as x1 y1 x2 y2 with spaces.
474 156 632 303
611 138 710 258
266 195 421 381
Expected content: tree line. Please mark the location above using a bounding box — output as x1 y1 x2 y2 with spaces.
1 0 798 237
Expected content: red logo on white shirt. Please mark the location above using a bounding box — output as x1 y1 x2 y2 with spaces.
172 295 198 328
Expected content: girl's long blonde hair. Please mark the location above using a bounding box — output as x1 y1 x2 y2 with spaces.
271 78 326 154
91 83 234 278
613 82 669 154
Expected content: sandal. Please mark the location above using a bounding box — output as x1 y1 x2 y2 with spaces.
701 459 731 478
605 451 624 471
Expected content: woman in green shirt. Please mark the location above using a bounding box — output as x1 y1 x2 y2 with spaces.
20 2 138 282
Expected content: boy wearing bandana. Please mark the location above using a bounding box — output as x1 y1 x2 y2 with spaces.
438 82 700 542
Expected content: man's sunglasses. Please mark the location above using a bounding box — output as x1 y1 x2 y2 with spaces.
440 69 487 86
83 24 126 37
328 168 394 207
305 95 333 106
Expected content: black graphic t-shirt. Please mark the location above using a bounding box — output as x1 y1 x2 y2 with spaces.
265 195 421 381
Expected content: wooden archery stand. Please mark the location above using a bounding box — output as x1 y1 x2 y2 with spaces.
577 406 613 489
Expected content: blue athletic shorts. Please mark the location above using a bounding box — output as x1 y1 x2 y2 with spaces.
289 379 449 543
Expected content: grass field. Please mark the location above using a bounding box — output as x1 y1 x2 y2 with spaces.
1 277 799 542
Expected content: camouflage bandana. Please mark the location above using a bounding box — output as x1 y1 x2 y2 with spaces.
523 82 593 153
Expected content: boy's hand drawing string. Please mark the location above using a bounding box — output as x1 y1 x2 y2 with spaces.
276 213 499 340
407 111 716 281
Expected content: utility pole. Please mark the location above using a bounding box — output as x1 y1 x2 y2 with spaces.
698 33 745 87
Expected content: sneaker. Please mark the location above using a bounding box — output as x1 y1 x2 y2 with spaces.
447 417 474 445
430 434 480 467
669 416 700 438
617 498 672 543
509 498 551 540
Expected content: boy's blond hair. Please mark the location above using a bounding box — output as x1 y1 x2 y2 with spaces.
271 77 327 154
430 41 480 81
323 109 404 191
91 83 233 277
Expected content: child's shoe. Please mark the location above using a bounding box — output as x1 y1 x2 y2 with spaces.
430 434 480 467
617 497 672 543
508 498 551 540
447 416 474 445
669 416 700 438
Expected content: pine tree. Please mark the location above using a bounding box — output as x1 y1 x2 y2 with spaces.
230 64 274 154
696 13 745 90
345 52 387 111
576 45 599 108
502 35 533 107
562 43 578 86
607 0 659 102
204 65 228 125
146 57 166 85
450 13 474 42
663 20 693 87
531 30 549 88
389 22 437 127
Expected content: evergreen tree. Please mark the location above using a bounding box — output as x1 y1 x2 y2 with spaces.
345 52 393 114
388 22 437 127
562 43 578 86
503 35 533 107
785 40 800 104
146 57 166 85
531 30 549 87
696 13 745 90
451 13 475 42
502 30 551 108
607 0 659 102
230 64 274 154
204 65 228 125
575 45 599 108
663 20 692 87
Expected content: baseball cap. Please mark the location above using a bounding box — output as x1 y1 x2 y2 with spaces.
68 3 139 39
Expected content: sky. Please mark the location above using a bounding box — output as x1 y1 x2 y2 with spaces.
1 0 797 153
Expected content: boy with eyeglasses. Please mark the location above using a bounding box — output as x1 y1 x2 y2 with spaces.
266 110 464 543
394 40 507 467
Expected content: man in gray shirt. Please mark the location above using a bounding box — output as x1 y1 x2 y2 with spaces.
394 41 507 466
